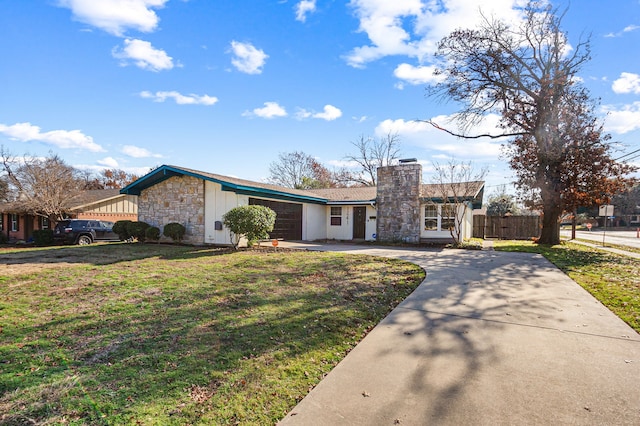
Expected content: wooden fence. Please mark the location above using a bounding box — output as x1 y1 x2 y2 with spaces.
473 215 541 240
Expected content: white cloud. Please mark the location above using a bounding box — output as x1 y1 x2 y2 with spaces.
295 0 317 22
393 63 443 86
605 24 640 38
612 72 640 94
97 156 120 168
140 91 218 105
296 109 312 119
0 122 104 152
112 39 174 72
58 0 167 36
602 102 640 134
122 145 162 158
374 113 505 159
344 0 528 68
314 105 342 121
243 102 288 119
229 41 268 75
297 105 343 121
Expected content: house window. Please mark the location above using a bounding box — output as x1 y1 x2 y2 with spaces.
10 214 19 232
441 205 456 231
40 217 50 230
424 205 438 231
330 206 342 226
424 205 457 231
0 214 3 231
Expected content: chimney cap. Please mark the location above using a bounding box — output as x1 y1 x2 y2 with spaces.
398 158 417 163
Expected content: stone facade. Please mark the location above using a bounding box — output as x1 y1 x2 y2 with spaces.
376 163 422 243
138 175 205 244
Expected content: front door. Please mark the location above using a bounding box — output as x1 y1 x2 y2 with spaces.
24 215 34 241
353 206 366 239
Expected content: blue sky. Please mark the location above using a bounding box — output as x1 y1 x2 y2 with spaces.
1 0 639 194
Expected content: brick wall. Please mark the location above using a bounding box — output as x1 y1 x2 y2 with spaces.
138 175 205 244
376 163 422 243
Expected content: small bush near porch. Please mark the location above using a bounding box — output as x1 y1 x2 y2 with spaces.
0 244 424 425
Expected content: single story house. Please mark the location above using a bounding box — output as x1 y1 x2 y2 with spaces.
0 189 138 242
120 162 483 245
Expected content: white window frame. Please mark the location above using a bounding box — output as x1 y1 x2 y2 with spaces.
423 204 457 232
10 214 19 232
330 206 342 226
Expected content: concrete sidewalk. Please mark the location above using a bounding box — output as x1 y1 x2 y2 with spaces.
563 238 640 260
278 244 640 425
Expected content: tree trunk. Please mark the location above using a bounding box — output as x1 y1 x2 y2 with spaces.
538 196 562 245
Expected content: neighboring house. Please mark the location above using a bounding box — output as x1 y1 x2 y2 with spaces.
120 163 484 245
68 189 138 223
0 189 138 242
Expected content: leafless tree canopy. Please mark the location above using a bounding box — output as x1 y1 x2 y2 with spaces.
427 2 635 244
1 147 84 221
344 132 401 186
430 160 487 245
268 151 350 189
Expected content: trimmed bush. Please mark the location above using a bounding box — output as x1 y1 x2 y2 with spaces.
145 226 160 242
113 220 133 241
163 222 186 243
127 221 151 242
33 229 54 246
222 205 276 249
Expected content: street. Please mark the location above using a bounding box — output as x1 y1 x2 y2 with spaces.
560 228 640 249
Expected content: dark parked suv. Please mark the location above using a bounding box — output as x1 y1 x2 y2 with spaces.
53 219 120 245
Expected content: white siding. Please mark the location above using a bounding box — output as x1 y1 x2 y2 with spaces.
365 205 377 241
325 205 377 241
326 205 351 240
303 204 326 241
204 181 242 245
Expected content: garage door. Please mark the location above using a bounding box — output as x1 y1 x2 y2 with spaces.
249 198 302 240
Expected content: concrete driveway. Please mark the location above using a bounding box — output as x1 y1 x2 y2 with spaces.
278 243 640 425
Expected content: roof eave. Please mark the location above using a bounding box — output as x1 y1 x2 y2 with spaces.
120 165 328 204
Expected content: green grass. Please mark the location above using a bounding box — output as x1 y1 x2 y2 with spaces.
570 238 640 255
0 244 425 425
493 240 640 333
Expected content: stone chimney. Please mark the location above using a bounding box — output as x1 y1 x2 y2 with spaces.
376 162 422 243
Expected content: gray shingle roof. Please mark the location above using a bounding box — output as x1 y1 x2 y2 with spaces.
307 186 377 202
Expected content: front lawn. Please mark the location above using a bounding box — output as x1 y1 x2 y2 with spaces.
0 244 425 425
494 240 640 333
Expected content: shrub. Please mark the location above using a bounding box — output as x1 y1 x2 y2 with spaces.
145 226 160 242
127 221 151 242
33 229 54 246
222 205 276 249
113 220 133 240
0 233 7 244
163 222 186 243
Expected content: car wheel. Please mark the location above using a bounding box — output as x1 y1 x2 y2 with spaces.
77 235 92 245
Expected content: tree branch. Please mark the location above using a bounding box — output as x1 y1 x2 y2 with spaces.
416 119 527 139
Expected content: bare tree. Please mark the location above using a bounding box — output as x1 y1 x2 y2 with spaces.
268 151 348 189
0 177 8 202
486 186 521 217
345 132 401 186
425 2 635 244
1 147 84 222
429 160 487 245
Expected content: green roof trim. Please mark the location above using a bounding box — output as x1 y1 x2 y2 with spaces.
120 165 328 204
